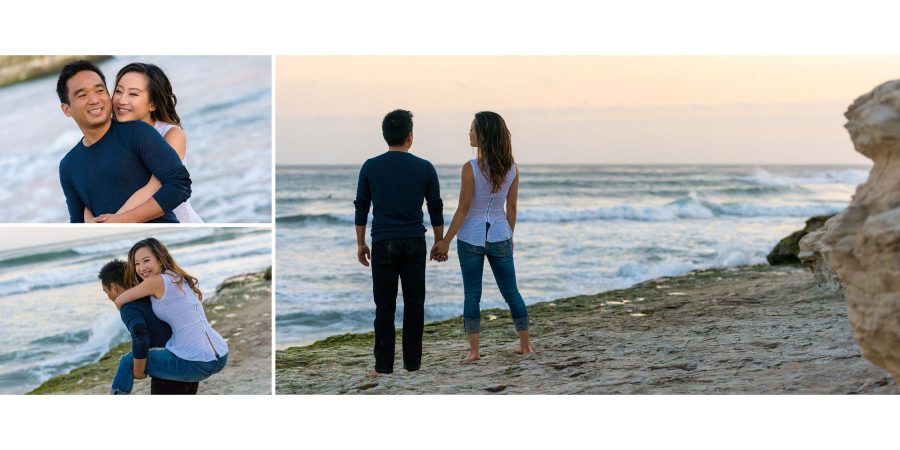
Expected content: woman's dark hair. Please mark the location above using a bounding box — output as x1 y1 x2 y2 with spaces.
382 109 413 146
56 60 106 104
473 111 514 193
125 237 202 301
115 62 181 126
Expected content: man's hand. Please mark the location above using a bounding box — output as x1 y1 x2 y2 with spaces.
431 239 449 262
357 243 371 267
133 358 147 379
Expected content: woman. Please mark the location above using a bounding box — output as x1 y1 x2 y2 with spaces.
85 62 203 223
110 238 227 394
433 111 533 362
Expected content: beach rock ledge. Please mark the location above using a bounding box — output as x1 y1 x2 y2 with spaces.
827 79 900 382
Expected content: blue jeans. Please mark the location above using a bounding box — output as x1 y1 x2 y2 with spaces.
111 348 228 395
457 239 529 334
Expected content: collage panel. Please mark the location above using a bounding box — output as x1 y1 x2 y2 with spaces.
0 226 272 394
274 56 898 394
0 55 272 224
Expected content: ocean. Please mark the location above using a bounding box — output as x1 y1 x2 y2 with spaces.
0 55 272 223
0 227 272 394
275 164 868 347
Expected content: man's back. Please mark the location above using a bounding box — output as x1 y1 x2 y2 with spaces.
354 151 443 242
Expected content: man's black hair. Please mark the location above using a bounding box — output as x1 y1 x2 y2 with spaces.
382 109 414 146
98 259 126 288
56 60 106 104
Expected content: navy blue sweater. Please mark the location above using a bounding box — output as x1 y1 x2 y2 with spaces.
59 120 192 223
354 151 444 242
119 297 172 360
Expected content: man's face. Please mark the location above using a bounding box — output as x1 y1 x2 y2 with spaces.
102 282 122 302
61 70 111 129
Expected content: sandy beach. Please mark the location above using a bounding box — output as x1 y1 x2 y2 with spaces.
276 264 895 394
29 268 272 395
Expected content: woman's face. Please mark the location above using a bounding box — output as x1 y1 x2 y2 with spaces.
133 246 163 280
113 72 155 124
469 119 478 147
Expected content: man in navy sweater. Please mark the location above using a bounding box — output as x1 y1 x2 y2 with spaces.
99 259 198 395
354 109 444 377
57 60 191 223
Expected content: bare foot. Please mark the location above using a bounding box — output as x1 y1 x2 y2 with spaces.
365 370 383 378
460 351 481 363
514 344 534 354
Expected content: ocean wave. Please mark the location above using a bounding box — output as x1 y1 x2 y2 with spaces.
742 167 869 187
276 213 353 225
0 249 79 270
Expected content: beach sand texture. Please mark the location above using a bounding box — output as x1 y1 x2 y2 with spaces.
276 264 895 394
29 269 272 395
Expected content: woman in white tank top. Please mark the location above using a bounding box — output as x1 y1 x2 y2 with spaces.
110 238 227 394
83 62 204 223
432 112 534 362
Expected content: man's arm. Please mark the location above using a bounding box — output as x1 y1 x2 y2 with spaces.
59 161 85 223
120 306 150 378
354 164 371 266
425 163 445 241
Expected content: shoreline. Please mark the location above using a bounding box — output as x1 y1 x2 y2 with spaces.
276 263 896 394
0 55 112 88
28 268 272 395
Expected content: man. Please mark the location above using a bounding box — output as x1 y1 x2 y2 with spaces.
354 109 444 377
57 60 191 223
99 259 198 395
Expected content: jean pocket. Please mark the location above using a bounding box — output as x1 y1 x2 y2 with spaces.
192 361 215 378
488 239 512 257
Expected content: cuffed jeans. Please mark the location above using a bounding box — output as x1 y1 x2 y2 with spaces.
111 348 228 395
457 238 529 334
371 237 426 374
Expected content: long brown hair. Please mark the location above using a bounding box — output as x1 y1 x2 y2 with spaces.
115 62 182 127
125 238 202 301
473 111 514 193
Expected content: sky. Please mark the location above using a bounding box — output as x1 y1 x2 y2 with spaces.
276 56 900 165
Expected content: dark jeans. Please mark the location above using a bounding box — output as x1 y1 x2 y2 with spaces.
371 237 426 374
150 377 199 395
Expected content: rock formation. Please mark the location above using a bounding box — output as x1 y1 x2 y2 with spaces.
827 79 900 382
767 214 834 266
798 212 844 290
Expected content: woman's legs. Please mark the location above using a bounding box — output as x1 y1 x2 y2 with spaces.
109 349 226 394
110 352 136 394
458 240 486 361
486 239 533 354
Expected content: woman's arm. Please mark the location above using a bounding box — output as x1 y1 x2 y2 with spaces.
506 166 519 234
114 274 165 309
115 126 187 214
432 163 475 258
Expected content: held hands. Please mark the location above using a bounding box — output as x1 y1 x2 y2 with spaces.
357 243 371 267
430 239 450 262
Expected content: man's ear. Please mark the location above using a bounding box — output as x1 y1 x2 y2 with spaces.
407 131 414 145
61 103 72 118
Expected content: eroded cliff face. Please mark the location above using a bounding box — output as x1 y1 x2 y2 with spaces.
827 79 900 381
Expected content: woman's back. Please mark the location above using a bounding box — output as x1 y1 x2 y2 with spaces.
152 271 228 362
458 158 516 246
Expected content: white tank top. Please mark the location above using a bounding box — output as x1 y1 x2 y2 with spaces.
153 121 204 223
457 159 516 246
151 271 228 362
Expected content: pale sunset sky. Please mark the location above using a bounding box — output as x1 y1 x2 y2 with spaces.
276 56 900 165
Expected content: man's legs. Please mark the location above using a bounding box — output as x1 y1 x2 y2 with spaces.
371 240 400 374
398 238 427 371
150 378 199 395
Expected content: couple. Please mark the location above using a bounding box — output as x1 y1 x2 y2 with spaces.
354 109 533 377
99 238 228 394
57 60 203 223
